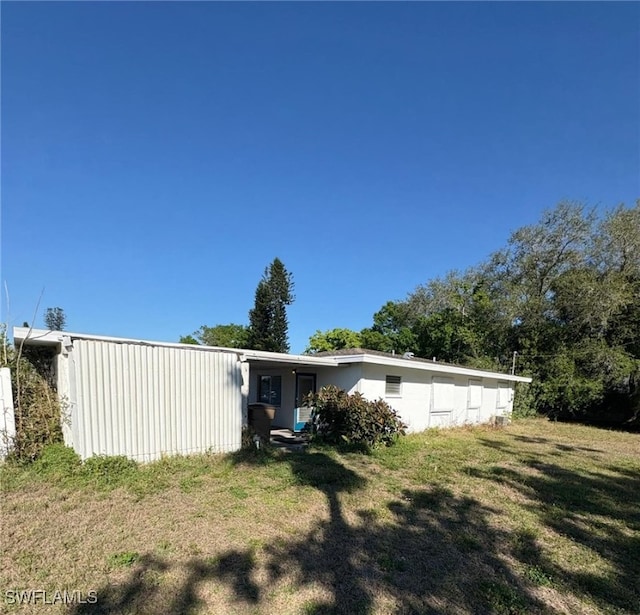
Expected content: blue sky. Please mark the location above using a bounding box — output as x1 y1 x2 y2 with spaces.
2 2 639 353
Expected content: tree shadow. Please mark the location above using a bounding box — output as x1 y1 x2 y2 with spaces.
479 435 605 464
69 550 260 615
510 434 604 453
70 445 560 614
467 457 640 613
217 474 554 614
510 434 603 454
69 554 168 615
264 451 372 614
512 435 551 445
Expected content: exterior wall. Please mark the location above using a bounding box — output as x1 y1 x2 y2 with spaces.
64 340 242 461
0 367 15 458
316 365 361 395
15 327 526 457
248 367 297 429
357 364 516 432
240 362 250 426
360 363 432 432
248 365 360 431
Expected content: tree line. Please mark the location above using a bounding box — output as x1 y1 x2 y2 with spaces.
307 201 639 427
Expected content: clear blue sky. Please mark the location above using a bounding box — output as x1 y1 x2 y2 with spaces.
2 2 639 353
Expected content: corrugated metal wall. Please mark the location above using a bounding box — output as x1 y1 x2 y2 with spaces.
71 340 242 461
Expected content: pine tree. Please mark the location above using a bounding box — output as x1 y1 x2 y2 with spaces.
44 307 66 331
247 258 294 352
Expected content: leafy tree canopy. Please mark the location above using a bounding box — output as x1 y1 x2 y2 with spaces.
180 324 249 348
305 328 362 354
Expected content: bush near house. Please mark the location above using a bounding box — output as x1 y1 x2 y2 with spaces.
1 329 63 462
304 385 406 449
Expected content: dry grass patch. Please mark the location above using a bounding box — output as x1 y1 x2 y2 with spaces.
1 418 638 614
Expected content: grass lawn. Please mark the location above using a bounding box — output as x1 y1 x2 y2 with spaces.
1 418 639 615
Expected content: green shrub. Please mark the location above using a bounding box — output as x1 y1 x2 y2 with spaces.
512 381 537 419
2 335 63 462
304 385 406 450
81 454 138 488
32 443 81 478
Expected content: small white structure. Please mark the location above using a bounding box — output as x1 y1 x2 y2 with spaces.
12 329 531 460
0 367 16 459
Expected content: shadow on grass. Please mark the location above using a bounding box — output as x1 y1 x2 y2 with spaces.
67 443 561 614
511 434 604 454
471 437 640 613
69 551 259 615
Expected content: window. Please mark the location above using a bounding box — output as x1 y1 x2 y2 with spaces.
385 375 402 396
258 375 282 406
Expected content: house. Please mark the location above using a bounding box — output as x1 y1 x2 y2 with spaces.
250 348 532 432
11 328 531 461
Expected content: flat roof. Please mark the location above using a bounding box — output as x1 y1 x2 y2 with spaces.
317 348 533 383
13 328 531 383
11 328 339 367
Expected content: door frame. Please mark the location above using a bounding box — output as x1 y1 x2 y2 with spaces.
466 378 482 424
294 373 316 431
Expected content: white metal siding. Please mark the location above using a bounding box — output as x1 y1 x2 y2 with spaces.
71 340 242 461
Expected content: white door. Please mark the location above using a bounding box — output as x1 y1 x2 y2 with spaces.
430 377 454 427
467 379 482 424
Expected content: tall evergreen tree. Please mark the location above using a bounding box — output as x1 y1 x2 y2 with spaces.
44 307 66 331
247 258 294 352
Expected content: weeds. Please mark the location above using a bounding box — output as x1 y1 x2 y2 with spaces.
3 345 63 462
82 455 138 488
480 580 528 614
107 551 140 569
524 565 554 587
32 443 81 478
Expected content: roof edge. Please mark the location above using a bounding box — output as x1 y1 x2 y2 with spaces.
319 348 532 383
11 328 338 366
12 329 532 381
